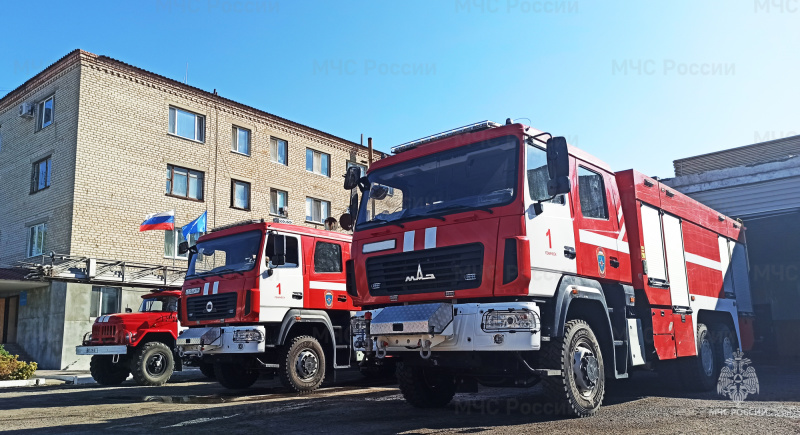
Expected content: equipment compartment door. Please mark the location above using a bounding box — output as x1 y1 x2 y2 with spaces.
662 213 690 308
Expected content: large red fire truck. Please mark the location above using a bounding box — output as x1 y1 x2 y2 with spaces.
175 220 376 392
76 289 214 386
342 120 755 417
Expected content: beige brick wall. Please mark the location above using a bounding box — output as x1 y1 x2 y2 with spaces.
0 57 81 265
0 50 377 270
69 54 373 266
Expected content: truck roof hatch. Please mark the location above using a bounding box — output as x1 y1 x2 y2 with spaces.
390 120 502 154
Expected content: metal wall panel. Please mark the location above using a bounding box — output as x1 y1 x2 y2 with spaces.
687 176 800 218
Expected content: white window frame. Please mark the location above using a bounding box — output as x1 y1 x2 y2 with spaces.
90 286 122 319
306 148 331 177
168 106 205 142
37 96 54 130
271 137 288 165
27 223 47 258
305 197 331 224
232 126 251 156
164 227 204 259
166 165 204 201
271 188 288 216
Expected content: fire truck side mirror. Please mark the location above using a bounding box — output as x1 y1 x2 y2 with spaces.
344 166 361 190
178 241 190 255
546 136 571 196
267 234 286 266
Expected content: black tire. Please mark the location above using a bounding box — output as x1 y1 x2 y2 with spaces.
541 319 605 417
131 341 174 386
278 335 326 393
710 323 736 369
90 355 129 385
396 363 456 408
199 361 216 379
679 323 717 392
214 361 259 389
359 361 395 379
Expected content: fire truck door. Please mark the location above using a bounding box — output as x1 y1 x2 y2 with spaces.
525 142 577 296
262 233 304 309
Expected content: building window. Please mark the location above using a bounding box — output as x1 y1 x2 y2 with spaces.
271 138 288 165
168 106 205 142
306 148 330 177
37 96 54 130
314 242 343 273
90 286 121 317
305 197 330 223
27 223 47 257
231 180 251 210
233 126 251 155
31 156 52 193
165 227 203 259
346 161 367 178
271 188 288 216
166 165 204 201
578 166 609 220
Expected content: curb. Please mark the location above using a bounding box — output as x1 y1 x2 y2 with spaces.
0 378 46 388
41 375 97 385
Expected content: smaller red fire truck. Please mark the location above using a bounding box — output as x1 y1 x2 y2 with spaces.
76 289 213 386
176 220 383 392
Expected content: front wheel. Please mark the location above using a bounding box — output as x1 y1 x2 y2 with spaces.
90 355 130 385
131 342 174 386
396 364 456 408
541 319 605 417
278 335 326 393
214 361 259 389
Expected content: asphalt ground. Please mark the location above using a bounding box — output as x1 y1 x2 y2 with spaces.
0 361 798 434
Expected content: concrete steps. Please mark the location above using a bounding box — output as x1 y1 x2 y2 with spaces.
1 343 35 364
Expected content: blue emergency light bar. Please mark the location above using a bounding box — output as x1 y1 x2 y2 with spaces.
390 120 501 154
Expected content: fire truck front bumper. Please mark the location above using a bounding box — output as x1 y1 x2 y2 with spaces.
76 345 128 356
368 302 541 354
176 326 266 355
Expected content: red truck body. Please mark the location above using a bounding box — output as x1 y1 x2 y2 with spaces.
347 121 754 415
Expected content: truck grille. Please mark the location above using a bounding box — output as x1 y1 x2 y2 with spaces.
186 293 238 321
91 324 120 344
366 243 484 296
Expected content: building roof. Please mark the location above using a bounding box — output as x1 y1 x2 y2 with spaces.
673 134 800 176
0 49 384 157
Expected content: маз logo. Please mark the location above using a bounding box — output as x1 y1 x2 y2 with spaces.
717 350 759 405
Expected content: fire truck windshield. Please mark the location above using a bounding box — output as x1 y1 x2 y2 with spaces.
357 135 519 228
186 230 262 278
139 296 178 312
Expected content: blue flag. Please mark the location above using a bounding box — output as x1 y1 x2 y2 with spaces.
182 211 207 241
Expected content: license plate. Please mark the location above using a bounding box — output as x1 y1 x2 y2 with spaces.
186 287 201 295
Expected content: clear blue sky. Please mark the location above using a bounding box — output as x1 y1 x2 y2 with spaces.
3 0 799 177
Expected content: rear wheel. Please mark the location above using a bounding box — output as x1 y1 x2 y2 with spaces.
710 323 735 368
214 361 259 389
396 363 456 408
278 335 326 393
680 323 717 391
90 355 129 385
131 342 174 386
541 319 605 417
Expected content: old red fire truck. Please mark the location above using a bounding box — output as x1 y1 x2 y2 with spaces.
175 220 378 392
76 289 214 386
342 120 755 417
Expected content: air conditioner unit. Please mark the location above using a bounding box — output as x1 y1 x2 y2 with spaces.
18 102 34 118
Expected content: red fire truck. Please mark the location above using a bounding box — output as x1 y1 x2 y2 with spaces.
342 120 755 417
175 220 376 392
76 289 214 386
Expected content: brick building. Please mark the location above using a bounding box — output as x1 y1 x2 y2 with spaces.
0 49 379 369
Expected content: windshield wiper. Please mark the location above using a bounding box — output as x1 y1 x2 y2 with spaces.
366 217 405 229
425 204 495 217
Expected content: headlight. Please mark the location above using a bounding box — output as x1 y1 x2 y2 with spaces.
232 329 264 343
482 309 539 332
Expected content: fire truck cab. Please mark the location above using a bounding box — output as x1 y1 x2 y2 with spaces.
344 120 754 416
176 220 370 392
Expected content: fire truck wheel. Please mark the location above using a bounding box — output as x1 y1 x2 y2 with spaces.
214 362 259 389
680 323 718 391
710 323 735 367
541 319 605 418
131 341 175 386
396 363 456 408
90 355 129 385
279 335 327 393
199 362 216 379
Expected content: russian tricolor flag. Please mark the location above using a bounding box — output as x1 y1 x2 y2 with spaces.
140 210 175 232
